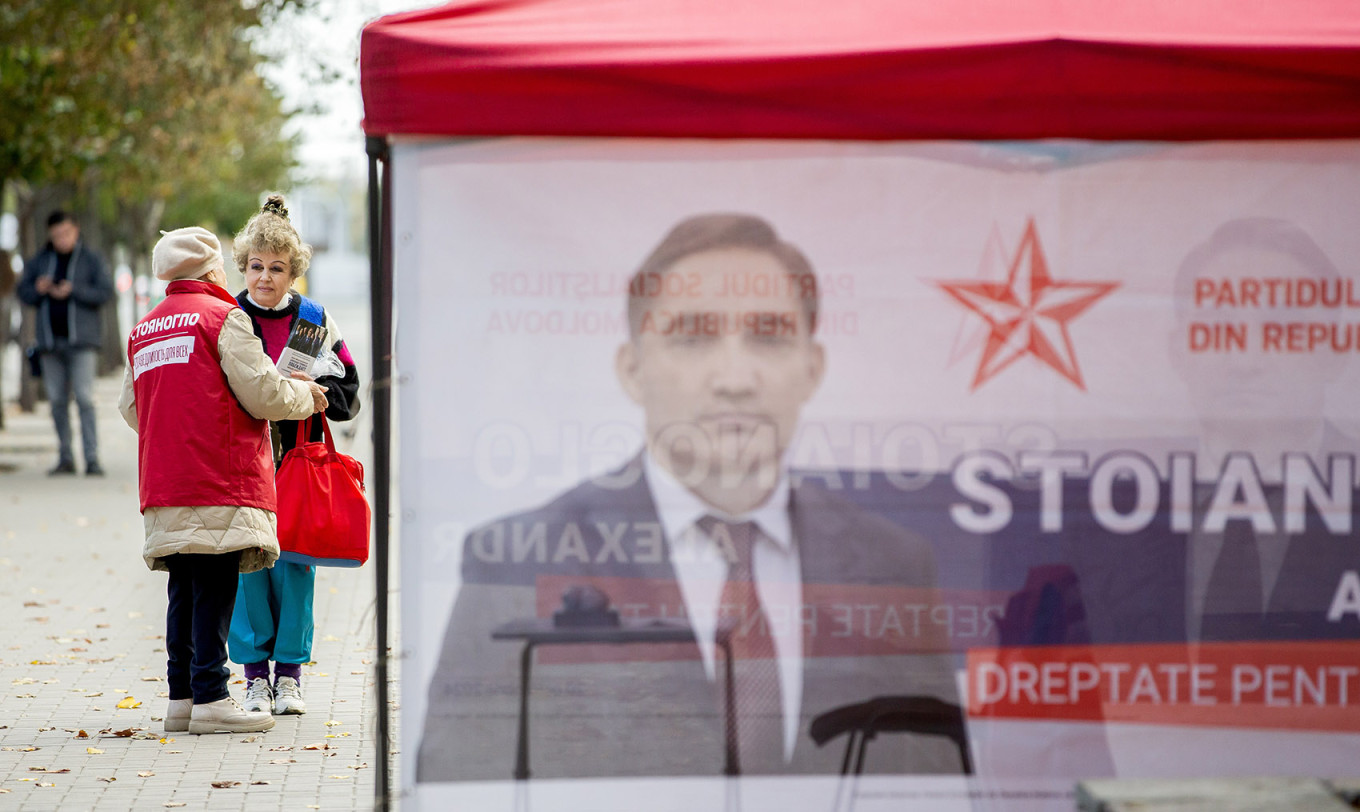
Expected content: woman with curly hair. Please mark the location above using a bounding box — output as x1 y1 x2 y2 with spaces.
227 194 362 716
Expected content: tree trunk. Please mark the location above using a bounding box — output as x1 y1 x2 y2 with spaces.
126 199 164 323
0 248 10 429
77 175 124 378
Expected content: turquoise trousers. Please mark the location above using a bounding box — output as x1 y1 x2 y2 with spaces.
227 561 315 665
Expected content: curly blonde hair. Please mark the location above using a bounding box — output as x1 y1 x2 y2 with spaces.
233 193 312 279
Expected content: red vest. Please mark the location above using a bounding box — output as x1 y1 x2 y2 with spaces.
128 279 275 512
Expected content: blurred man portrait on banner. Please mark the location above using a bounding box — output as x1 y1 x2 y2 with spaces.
1015 218 1360 652
417 213 962 782
1169 217 1360 643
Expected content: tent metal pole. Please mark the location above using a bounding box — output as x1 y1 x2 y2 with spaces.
366 134 394 812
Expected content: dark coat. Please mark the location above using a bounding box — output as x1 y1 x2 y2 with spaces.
17 241 113 350
233 292 361 462
417 457 964 782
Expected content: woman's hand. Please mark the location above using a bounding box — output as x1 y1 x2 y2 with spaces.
292 370 329 413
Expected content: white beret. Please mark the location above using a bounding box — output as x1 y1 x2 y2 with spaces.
153 227 223 281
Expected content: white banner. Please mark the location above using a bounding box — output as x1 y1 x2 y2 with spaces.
395 139 1360 809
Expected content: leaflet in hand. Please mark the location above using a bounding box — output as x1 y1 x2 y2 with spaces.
276 317 326 377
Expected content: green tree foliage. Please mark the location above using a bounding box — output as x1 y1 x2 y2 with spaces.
1 0 311 406
1 0 306 238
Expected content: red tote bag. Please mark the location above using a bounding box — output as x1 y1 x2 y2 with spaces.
275 416 370 567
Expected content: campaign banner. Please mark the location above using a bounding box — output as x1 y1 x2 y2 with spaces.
394 138 1360 807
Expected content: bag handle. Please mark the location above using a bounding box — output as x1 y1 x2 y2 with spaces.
293 414 337 452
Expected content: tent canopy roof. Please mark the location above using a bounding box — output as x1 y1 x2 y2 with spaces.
360 0 1360 140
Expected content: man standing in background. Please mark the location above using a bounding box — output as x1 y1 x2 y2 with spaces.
16 210 114 475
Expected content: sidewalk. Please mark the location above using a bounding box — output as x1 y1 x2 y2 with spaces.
0 351 397 809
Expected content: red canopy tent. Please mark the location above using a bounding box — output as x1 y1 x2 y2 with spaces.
361 0 1360 141
358 3 1360 806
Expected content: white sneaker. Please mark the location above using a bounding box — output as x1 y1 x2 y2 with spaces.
243 677 273 713
273 676 306 715
187 697 275 734
164 698 191 733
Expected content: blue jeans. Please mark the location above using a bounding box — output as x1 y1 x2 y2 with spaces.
39 340 99 466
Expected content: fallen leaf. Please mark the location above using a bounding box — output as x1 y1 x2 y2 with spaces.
36 782 55 787
251 780 270 785
328 775 352 780
268 758 295 765
160 737 174 744
108 728 140 738
86 747 104 754
140 676 164 682
164 803 185 808
14 694 36 698
23 601 42 607
137 771 155 778
84 692 103 697
238 735 260 743
12 677 37 685
28 767 69 774
116 696 141 709
324 719 342 727
97 776 116 783
302 743 328 751
75 730 88 738
267 745 292 751
347 763 369 770
29 660 56 665
210 780 241 789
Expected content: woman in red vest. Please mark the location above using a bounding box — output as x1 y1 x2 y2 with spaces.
119 227 328 734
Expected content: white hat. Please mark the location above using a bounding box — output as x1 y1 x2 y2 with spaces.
153 227 222 281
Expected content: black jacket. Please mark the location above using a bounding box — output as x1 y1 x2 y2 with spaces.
234 291 362 462
17 241 114 350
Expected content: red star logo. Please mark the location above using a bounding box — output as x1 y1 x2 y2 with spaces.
936 219 1118 391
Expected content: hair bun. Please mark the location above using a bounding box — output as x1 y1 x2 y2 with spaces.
261 195 289 219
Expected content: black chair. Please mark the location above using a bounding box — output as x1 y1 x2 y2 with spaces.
810 695 973 776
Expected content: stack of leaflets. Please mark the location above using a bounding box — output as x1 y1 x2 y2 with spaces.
276 317 326 377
